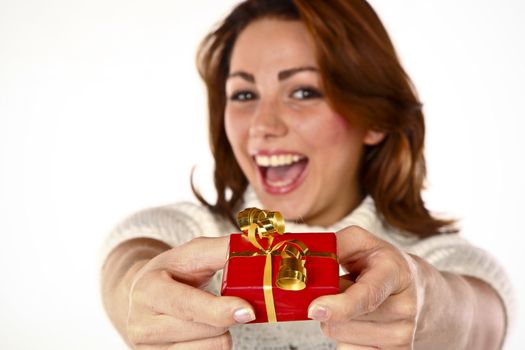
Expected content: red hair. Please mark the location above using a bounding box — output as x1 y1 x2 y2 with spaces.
194 0 457 237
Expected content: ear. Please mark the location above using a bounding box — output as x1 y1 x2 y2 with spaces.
363 130 386 146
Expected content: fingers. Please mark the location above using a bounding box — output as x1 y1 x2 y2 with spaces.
151 236 231 286
336 343 378 350
134 271 255 328
308 227 418 349
311 280 418 324
351 290 419 323
310 261 399 321
335 226 384 264
126 236 251 347
128 314 227 344
136 332 232 350
165 332 232 350
336 275 415 322
319 226 414 322
322 320 415 349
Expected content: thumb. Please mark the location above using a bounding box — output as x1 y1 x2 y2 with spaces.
336 225 385 265
154 235 230 286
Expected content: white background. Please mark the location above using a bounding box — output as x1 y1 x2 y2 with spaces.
0 0 523 348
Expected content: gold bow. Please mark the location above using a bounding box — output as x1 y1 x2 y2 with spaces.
236 208 309 322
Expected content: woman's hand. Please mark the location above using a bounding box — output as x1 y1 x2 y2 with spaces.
103 236 255 350
307 226 425 349
308 225 505 350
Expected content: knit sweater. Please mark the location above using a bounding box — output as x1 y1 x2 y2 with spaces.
101 190 514 350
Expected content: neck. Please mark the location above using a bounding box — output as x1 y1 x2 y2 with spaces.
293 190 366 227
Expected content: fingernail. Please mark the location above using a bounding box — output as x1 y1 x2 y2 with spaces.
233 308 255 323
308 305 329 321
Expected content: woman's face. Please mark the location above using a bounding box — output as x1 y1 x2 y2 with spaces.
225 18 381 226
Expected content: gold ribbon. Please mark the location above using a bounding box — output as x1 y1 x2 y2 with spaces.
235 208 309 322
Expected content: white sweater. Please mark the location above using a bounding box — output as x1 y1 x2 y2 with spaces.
102 190 514 349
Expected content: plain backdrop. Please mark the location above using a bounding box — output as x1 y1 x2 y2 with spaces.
1 0 523 348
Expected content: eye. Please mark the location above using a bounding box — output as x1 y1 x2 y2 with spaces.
229 90 257 102
291 87 322 100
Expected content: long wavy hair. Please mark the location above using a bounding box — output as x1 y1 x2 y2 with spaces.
193 0 457 237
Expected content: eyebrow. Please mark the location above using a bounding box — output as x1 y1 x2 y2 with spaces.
227 71 255 83
227 66 318 83
278 66 318 81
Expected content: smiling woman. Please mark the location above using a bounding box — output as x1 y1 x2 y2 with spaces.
195 0 453 238
100 0 513 349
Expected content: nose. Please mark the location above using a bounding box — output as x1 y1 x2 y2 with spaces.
249 97 288 139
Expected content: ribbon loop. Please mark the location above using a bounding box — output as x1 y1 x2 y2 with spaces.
237 208 285 239
237 208 264 234
276 243 307 291
262 211 285 235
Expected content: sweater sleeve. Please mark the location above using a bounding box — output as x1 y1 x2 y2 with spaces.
98 201 232 269
406 234 515 331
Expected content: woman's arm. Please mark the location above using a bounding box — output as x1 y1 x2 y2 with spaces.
414 257 506 349
463 275 506 349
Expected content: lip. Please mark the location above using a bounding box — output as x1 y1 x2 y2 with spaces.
251 150 309 195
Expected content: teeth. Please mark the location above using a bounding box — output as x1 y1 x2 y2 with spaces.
255 154 305 167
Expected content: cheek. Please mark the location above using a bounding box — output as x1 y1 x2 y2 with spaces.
224 108 253 169
224 109 245 148
295 112 357 148
324 114 354 143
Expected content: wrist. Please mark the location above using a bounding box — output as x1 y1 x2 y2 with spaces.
101 238 170 341
413 258 474 350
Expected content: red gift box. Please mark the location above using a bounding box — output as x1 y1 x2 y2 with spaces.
221 231 339 323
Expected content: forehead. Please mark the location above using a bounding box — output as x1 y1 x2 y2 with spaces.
229 18 317 72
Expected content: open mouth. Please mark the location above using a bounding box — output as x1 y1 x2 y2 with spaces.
253 152 309 194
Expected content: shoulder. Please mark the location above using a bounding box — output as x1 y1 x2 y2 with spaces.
156 201 233 236
116 201 235 240
99 201 236 263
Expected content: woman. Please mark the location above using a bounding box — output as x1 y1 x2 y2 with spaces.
101 0 512 349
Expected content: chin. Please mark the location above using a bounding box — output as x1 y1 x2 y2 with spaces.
255 186 312 223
